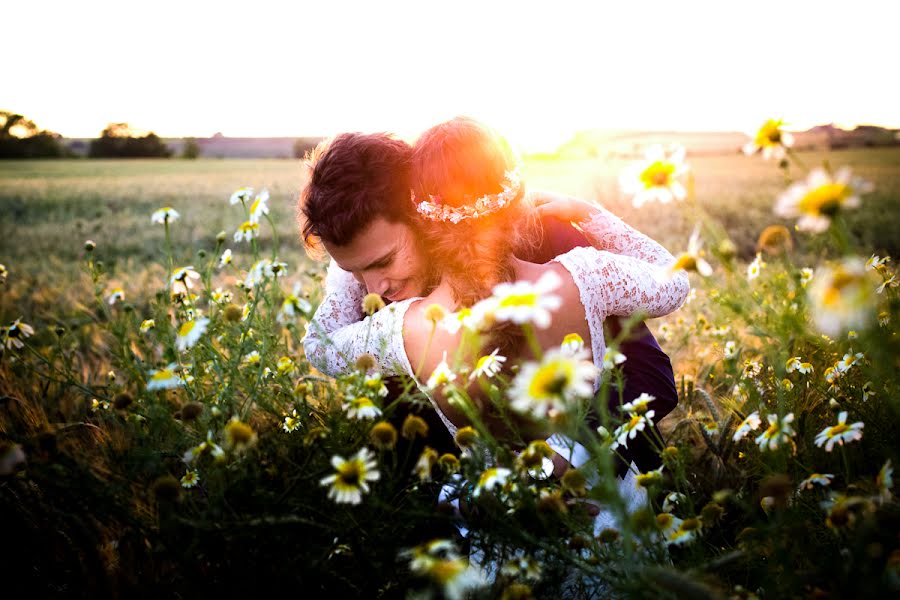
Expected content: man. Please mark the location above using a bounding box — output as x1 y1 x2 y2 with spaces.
299 131 678 475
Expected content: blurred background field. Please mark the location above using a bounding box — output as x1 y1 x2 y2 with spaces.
2 147 899 326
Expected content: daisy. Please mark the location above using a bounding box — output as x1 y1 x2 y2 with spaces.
107 287 125 305
218 248 233 269
229 187 254 205
283 409 301 433
560 332 585 355
248 189 269 223
836 351 863 372
489 270 562 329
469 348 506 380
622 392 655 415
426 352 457 390
224 417 257 451
175 317 209 352
181 470 200 488
183 430 226 464
151 206 180 224
508 348 598 419
799 268 814 287
814 411 863 452
362 372 389 397
671 226 713 276
473 467 512 498
344 397 382 420
276 356 296 375
234 221 260 243
611 410 656 450
405 540 486 600
602 348 627 370
139 319 155 333
662 492 687 513
619 144 689 208
747 253 765 281
2 318 34 350
724 341 737 360
211 287 232 304
667 518 701 545
775 167 874 233
797 473 833 491
743 119 794 160
146 363 184 391
808 258 877 336
877 275 897 294
320 447 380 505
243 350 261 366
755 413 795 451
413 446 438 482
170 266 201 289
278 283 312 323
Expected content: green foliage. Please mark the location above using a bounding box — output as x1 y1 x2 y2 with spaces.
89 123 173 158
0 110 69 158
181 137 200 159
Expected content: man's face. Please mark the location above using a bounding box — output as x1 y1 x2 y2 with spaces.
323 217 432 303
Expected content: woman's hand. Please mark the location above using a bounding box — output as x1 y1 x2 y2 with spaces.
529 189 599 224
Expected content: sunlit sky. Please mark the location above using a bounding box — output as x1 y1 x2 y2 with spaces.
6 0 898 151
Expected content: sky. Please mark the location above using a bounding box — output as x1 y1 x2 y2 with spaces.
6 0 899 151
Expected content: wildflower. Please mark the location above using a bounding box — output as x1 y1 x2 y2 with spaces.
620 144 689 207
283 409 301 433
837 351 863 372
700 502 724 525
867 254 890 271
517 440 554 478
181 470 200 488
636 469 663 489
815 411 863 452
780 378 794 391
360 292 386 315
370 421 398 450
454 426 478 449
139 319 155 333
743 118 794 159
320 447 380 505
218 248 233 269
175 317 209 352
879 310 890 327
809 258 877 336
747 253 765 281
229 187 254 205
785 356 813 374
668 517 701 545
508 349 598 419
355 353 377 373
797 473 833 491
223 303 243 322
560 332 584 355
655 512 681 536
423 303 448 326
0 263 7 284
470 348 506 380
243 350 261 366
877 274 897 294
146 363 184 391
724 341 737 360
404 539 485 600
248 189 269 223
500 557 542 582
611 410 656 450
702 420 720 434
602 348 627 370
799 268 814 287
662 492 686 513
170 265 200 289
3 318 35 350
151 206 180 224
279 283 312 323
183 430 225 463
622 392 655 415
233 221 259 242
671 226 713 276
489 270 562 329
775 167 874 233
426 352 457 390
107 287 125 305
344 396 382 420
414 446 438 482
473 467 512 498
438 453 460 474
224 417 257 451
401 414 429 439
244 258 287 288
877 460 894 501
440 307 477 334
757 224 793 255
755 413 795 451
91 398 110 412
362 372 389 397
741 359 762 379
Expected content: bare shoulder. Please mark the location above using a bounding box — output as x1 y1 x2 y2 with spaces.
402 299 462 380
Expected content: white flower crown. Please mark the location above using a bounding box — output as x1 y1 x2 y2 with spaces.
411 169 522 224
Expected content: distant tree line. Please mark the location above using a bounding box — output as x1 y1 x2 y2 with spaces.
0 111 70 158
88 123 172 158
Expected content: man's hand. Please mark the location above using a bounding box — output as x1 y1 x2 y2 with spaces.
529 189 599 224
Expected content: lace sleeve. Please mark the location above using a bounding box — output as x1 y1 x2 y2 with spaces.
578 206 677 267
555 246 689 321
302 260 416 377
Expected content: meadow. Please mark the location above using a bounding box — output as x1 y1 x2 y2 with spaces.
1 145 899 598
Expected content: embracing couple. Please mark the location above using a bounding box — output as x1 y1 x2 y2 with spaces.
298 117 689 530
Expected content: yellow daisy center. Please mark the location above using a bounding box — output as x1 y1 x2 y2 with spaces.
178 321 196 336
829 423 849 437
797 183 850 217
499 293 538 308
672 254 698 272
431 559 466 584
756 121 783 146
765 423 779 438
529 360 574 397
639 161 675 188
152 369 175 381
337 461 364 487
